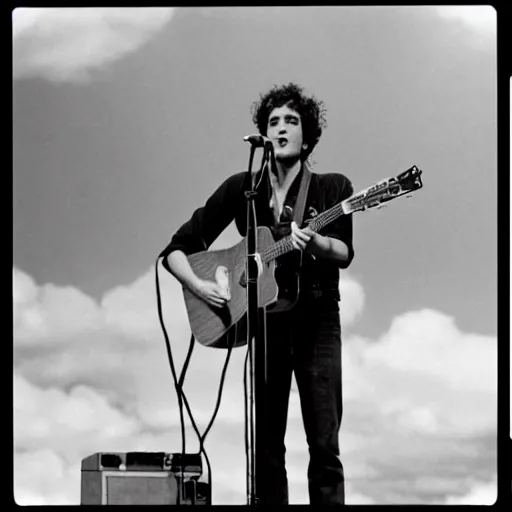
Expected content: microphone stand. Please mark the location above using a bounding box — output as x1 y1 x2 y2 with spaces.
244 141 270 506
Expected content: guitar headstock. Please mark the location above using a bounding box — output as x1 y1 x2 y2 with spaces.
343 165 423 214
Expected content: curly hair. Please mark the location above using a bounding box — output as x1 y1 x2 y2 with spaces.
250 82 327 162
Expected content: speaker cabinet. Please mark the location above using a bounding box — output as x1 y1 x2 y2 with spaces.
80 452 210 505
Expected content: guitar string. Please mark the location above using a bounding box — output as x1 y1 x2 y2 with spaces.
260 201 348 263
255 179 414 265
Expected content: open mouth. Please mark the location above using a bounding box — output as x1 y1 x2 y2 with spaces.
277 137 288 147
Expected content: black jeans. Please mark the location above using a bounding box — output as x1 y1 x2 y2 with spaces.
260 298 344 505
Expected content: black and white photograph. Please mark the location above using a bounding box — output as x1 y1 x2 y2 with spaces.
13 6 498 505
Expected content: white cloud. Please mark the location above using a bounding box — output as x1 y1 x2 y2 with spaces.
14 375 141 453
337 308 497 504
13 371 250 505
339 272 365 327
14 268 105 342
101 267 187 339
342 309 496 443
364 308 496 394
13 265 181 344
12 7 175 83
13 373 147 505
445 478 497 505
436 6 496 43
14 450 76 505
13 266 496 505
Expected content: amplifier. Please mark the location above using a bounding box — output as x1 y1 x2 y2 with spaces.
80 452 210 505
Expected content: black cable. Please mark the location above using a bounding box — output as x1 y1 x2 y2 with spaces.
243 337 250 501
155 256 237 505
154 257 186 475
176 344 213 503
174 304 237 500
190 326 235 503
177 332 195 495
253 144 270 191
199 332 235 445
155 257 206 501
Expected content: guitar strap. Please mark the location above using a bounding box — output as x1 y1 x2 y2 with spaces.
267 164 312 312
293 164 312 227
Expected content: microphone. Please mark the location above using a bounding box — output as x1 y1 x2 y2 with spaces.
243 134 272 147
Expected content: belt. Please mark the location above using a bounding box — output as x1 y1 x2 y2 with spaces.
302 287 340 302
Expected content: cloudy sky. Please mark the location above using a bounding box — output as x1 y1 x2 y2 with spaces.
13 6 498 505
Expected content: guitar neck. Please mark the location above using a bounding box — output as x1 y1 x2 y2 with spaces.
260 165 424 263
261 199 348 263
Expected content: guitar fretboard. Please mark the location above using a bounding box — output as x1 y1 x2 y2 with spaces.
258 165 422 263
260 199 348 263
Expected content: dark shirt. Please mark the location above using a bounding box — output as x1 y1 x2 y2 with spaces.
161 165 354 306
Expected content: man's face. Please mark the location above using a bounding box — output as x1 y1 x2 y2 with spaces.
266 104 304 163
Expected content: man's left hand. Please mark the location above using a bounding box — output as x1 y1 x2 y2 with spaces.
290 221 317 252
291 221 350 265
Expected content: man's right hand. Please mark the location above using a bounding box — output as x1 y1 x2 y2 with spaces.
192 279 230 309
165 251 230 309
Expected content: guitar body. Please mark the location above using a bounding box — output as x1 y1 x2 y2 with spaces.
184 226 282 349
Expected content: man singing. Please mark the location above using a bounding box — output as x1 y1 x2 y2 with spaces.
160 82 355 505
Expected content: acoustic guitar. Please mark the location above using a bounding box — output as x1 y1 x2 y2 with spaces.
181 166 423 349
